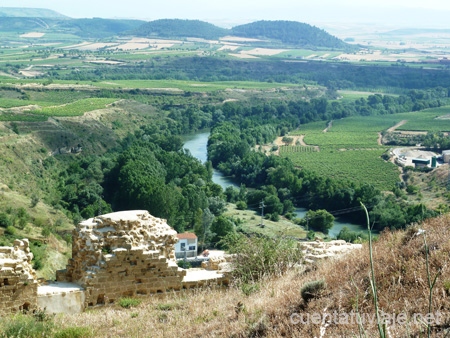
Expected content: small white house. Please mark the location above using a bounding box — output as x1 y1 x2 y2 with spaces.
175 233 198 259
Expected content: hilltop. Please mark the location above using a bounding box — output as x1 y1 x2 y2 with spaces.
0 7 67 18
131 19 230 40
232 20 349 49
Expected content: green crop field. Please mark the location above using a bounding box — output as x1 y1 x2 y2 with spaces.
29 98 117 116
0 98 56 108
282 149 399 190
279 145 318 153
285 106 450 190
395 106 450 132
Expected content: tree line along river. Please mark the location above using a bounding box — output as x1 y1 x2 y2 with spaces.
182 131 365 238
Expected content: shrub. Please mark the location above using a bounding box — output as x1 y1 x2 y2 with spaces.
307 230 316 241
269 213 279 222
5 226 16 236
53 326 92 338
221 232 302 284
0 212 11 228
300 279 327 303
241 282 260 296
118 298 142 308
236 200 247 210
177 260 191 269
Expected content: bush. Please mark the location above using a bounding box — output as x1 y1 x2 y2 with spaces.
300 279 327 303
236 200 247 210
118 298 142 308
0 212 11 228
54 326 92 338
177 260 191 269
5 226 16 236
307 230 316 240
241 282 260 296
221 232 302 284
269 213 280 222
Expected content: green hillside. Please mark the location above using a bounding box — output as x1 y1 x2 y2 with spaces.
59 18 145 38
0 7 67 18
231 20 349 49
0 17 144 38
0 17 64 32
131 19 230 39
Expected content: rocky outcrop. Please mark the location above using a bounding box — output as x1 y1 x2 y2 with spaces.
0 239 38 313
302 240 362 264
57 210 187 307
201 254 234 271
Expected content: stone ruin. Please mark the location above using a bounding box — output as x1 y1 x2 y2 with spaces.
302 239 362 264
0 213 364 315
0 239 38 313
56 210 228 309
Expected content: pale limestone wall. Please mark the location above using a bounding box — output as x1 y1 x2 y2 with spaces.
57 210 188 307
302 240 362 263
0 239 38 313
37 282 86 314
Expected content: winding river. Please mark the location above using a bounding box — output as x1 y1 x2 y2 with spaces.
182 131 364 237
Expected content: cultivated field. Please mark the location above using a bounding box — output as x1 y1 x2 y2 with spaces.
283 107 450 190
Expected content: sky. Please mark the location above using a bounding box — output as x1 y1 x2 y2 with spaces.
2 0 450 28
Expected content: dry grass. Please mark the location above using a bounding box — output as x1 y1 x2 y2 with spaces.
50 215 450 337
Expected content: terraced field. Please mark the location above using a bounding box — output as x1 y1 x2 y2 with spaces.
29 98 117 116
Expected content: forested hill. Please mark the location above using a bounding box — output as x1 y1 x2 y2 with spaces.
131 19 230 39
0 7 67 18
59 18 145 38
231 20 348 49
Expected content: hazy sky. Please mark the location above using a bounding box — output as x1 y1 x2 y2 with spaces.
2 0 450 28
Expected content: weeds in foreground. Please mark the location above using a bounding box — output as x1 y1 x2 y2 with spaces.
117 297 142 308
361 202 386 338
421 211 440 338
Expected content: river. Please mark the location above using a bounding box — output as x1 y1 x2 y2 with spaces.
182 131 238 189
182 131 365 238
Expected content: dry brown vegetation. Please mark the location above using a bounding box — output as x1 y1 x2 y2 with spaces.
43 215 450 337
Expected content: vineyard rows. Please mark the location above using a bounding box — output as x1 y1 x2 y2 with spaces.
279 145 318 153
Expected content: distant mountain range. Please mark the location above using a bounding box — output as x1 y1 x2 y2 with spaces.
131 19 348 49
0 7 67 18
0 7 349 49
381 28 450 36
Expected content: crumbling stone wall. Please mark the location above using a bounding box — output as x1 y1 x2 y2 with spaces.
0 239 38 313
57 210 187 307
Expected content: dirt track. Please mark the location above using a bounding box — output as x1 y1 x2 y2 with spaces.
323 120 333 133
387 120 407 132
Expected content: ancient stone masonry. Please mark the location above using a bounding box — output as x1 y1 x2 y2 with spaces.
0 239 38 313
302 240 362 264
56 210 188 307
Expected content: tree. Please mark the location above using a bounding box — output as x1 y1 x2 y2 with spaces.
306 209 334 234
194 208 215 250
211 216 235 243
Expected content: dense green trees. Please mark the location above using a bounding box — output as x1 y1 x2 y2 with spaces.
132 19 229 39
52 57 450 91
306 209 335 234
232 20 349 49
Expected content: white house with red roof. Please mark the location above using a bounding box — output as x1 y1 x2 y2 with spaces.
175 233 198 258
